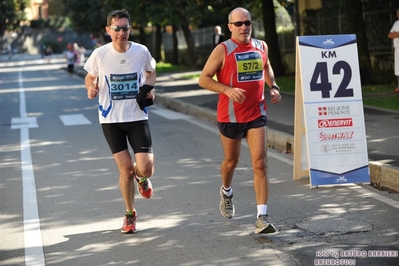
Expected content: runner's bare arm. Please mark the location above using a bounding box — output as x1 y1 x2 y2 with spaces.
198 45 246 103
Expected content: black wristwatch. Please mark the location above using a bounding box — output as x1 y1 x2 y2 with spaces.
271 85 280 91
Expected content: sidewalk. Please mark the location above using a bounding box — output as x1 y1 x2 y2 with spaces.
74 67 399 193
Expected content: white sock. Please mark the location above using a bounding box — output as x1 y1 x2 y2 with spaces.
257 205 267 218
222 186 232 197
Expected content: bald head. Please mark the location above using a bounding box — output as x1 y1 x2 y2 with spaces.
228 7 251 23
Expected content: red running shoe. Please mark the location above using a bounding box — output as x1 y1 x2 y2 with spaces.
134 163 153 199
395 88 399 93
136 176 153 199
121 212 137 234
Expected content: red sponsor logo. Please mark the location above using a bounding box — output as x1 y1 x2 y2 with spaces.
318 106 350 116
318 118 353 128
318 107 327 116
319 131 354 141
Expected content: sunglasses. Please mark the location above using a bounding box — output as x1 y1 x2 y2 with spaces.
229 20 252 27
108 25 131 32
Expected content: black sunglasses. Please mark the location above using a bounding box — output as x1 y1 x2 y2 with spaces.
109 25 131 32
229 20 252 27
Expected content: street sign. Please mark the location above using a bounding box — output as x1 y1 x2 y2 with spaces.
293 34 370 187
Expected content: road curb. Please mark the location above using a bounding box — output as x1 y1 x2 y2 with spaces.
369 162 399 192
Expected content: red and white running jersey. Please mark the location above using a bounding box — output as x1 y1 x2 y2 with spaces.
217 38 268 123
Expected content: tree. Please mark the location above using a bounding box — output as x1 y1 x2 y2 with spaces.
63 0 107 39
154 23 162 62
203 0 286 75
171 24 179 65
0 0 15 36
261 0 286 77
343 0 375 85
163 0 206 66
0 0 28 36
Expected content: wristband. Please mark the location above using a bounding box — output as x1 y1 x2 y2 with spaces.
271 85 280 91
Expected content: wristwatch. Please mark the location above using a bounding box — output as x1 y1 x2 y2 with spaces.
271 85 280 90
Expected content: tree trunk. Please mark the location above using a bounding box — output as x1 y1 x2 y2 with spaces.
155 23 162 62
172 24 179 65
179 16 197 68
261 0 286 77
344 0 376 85
139 26 146 46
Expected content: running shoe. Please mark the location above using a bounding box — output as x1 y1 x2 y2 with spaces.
136 176 153 199
121 212 137 234
134 163 153 199
395 88 399 93
255 214 276 234
219 187 235 219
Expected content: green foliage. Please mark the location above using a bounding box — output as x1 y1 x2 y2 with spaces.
275 76 295 92
302 4 344 35
48 0 67 16
0 0 28 35
201 0 249 27
30 17 70 29
0 0 16 34
40 39 64 53
64 0 107 35
156 62 191 74
363 95 399 111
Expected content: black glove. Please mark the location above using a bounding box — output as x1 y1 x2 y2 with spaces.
136 85 154 110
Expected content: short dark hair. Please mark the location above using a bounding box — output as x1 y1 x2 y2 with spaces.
107 9 131 26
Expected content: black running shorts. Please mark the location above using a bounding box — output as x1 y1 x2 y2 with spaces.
217 115 267 139
101 120 152 154
67 64 74 73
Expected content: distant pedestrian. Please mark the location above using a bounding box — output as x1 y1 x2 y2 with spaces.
65 43 78 77
7 44 12 60
40 44 46 59
45 45 53 57
388 8 399 93
199 7 282 234
45 45 53 63
74 43 86 66
213 26 225 47
90 34 102 49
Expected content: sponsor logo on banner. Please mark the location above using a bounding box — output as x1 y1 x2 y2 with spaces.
318 106 350 116
320 144 331 153
332 143 356 152
318 118 353 128
318 107 327 116
320 143 357 153
335 176 348 183
319 131 354 141
322 39 335 45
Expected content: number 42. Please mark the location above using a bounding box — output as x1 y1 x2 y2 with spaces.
310 61 354 98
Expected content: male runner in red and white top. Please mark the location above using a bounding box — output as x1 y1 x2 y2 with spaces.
198 7 282 234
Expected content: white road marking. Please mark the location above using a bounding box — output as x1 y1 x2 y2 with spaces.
59 114 92 126
348 185 399 209
150 106 191 120
16 69 45 266
11 117 38 129
21 128 45 266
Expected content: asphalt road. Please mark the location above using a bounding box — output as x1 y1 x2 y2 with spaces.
1 55 399 266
